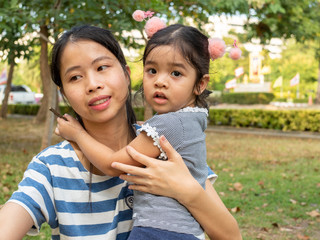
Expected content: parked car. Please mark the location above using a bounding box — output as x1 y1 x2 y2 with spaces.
0 84 37 104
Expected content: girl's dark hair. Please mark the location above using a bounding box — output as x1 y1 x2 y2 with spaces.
51 25 136 139
143 24 211 110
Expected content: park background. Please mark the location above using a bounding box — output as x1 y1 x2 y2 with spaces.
0 0 319 239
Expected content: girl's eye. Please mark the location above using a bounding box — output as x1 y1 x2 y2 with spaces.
171 71 182 77
147 68 157 75
98 65 108 71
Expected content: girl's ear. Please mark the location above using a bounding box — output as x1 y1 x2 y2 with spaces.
194 74 210 95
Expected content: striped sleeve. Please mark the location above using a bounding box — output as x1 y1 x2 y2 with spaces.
9 156 57 234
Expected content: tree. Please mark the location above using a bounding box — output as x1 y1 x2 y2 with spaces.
0 2 34 118
242 0 320 101
3 0 255 147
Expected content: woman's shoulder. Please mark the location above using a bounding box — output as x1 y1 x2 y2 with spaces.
34 140 81 168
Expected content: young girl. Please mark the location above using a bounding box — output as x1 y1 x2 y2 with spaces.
55 24 240 239
0 25 241 240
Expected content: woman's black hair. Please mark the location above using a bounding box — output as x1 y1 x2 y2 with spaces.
50 25 136 139
142 24 211 110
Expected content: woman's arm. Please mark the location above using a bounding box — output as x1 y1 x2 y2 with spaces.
111 135 242 240
56 114 160 176
0 202 34 240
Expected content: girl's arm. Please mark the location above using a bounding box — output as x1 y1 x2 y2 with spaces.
0 202 34 240
55 114 160 176
111 136 242 240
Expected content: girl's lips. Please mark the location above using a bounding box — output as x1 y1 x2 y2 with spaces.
153 91 167 99
88 95 111 110
153 92 168 104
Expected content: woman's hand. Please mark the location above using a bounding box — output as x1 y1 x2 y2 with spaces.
111 135 242 240
111 135 202 203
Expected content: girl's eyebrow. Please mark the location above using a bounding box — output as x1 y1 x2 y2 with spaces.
145 60 187 71
64 56 113 77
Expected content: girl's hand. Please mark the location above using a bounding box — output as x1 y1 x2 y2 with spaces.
111 135 202 204
54 114 85 142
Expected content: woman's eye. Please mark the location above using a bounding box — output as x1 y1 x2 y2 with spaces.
98 65 108 71
147 68 157 75
171 71 182 77
70 75 81 81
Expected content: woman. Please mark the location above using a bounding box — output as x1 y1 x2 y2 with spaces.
0 25 241 240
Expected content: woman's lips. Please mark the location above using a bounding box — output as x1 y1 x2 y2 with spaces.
88 95 111 110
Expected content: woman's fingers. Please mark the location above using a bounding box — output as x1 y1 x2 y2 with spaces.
159 135 182 163
111 161 146 177
126 145 152 167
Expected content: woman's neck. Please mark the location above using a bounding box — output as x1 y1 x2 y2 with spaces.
74 114 133 175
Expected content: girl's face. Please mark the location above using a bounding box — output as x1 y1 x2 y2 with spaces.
143 45 203 114
60 40 130 125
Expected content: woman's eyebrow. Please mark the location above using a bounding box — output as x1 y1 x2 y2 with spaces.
64 65 80 77
92 56 113 65
64 56 113 77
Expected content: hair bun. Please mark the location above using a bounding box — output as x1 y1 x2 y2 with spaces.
144 17 166 38
208 38 226 60
229 47 242 60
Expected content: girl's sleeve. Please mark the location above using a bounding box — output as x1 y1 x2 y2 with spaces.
7 156 57 235
207 166 218 184
138 114 184 160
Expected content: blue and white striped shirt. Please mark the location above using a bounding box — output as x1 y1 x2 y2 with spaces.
9 140 134 240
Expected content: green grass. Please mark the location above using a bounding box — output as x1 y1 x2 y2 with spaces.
1 118 319 239
206 132 320 239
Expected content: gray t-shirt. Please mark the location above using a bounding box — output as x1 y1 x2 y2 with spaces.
133 107 208 238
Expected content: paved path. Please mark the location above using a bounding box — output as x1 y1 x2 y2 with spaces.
8 114 320 140
206 125 320 140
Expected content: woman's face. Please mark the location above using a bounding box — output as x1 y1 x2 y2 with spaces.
60 40 130 125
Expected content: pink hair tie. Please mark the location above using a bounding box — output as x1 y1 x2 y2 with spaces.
132 10 166 38
144 17 166 38
208 38 226 60
132 10 146 22
229 40 242 60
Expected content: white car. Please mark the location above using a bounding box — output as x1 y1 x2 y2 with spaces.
0 84 37 104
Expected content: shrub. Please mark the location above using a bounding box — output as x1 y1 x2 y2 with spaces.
221 92 274 104
209 108 320 132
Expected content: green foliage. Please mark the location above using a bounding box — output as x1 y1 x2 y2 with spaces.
209 108 320 131
221 92 275 104
244 0 320 44
270 40 318 98
3 104 146 121
5 104 39 115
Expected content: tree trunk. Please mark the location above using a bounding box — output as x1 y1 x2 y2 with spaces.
34 25 51 124
316 59 320 103
40 81 56 150
37 25 55 150
0 57 15 119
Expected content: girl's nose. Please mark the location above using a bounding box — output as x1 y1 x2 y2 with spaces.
154 75 168 88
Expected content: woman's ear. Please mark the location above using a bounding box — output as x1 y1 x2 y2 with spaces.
125 65 131 85
194 74 210 95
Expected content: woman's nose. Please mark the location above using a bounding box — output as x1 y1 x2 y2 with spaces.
86 74 104 93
